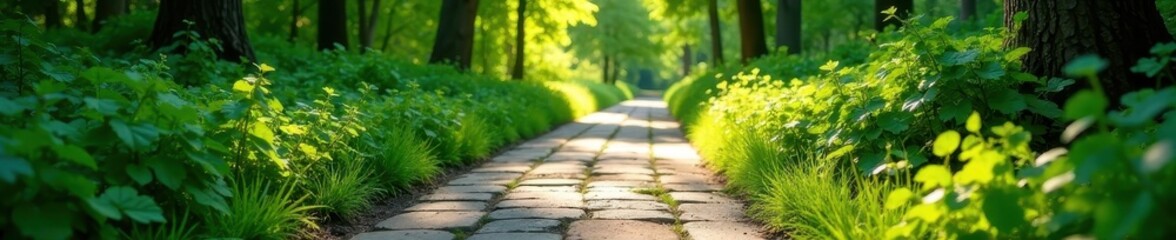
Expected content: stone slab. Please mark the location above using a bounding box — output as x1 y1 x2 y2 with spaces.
496 199 583 209
679 204 748 221
350 230 455 240
566 220 676 240
435 185 507 194
404 201 487 212
668 192 738 203
591 210 675 223
585 200 669 211
663 184 723 192
420 193 495 202
488 208 585 220
519 179 583 186
683 221 766 240
467 233 562 240
501 192 583 201
584 191 659 201
375 211 485 230
476 219 562 233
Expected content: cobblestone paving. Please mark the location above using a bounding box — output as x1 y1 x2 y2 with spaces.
352 98 768 240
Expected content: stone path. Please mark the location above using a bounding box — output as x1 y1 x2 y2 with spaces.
352 98 768 240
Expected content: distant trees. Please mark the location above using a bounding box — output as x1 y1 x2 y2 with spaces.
430 0 480 70
149 0 256 62
1004 0 1175 101
358 0 383 52
959 0 975 21
707 0 725 65
775 0 800 54
318 0 348 50
93 0 126 32
511 0 526 80
736 0 767 63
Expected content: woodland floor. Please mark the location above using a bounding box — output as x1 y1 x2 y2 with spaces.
336 97 772 240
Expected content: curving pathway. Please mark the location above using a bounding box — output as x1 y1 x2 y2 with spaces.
351 98 768 240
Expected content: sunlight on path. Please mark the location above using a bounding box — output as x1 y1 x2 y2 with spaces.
351 98 767 240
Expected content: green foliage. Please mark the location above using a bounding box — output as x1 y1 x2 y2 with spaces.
1 17 632 239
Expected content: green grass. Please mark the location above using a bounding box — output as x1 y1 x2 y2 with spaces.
752 156 904 239
305 158 385 220
369 127 441 191
202 177 321 240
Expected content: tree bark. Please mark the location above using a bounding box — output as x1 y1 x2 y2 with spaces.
707 0 725 65
682 45 693 76
358 0 381 53
429 0 480 70
776 0 800 54
736 0 768 63
610 56 621 84
510 0 526 80
150 0 256 62
602 55 611 83
875 0 913 31
318 0 349 50
289 0 300 42
74 0 87 31
93 0 126 32
1005 0 1175 102
45 0 63 29
960 0 976 21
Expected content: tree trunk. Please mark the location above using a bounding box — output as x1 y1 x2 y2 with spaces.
93 0 126 32
429 0 480 70
358 0 381 53
289 0 300 42
736 0 768 63
960 0 976 21
1005 0 1175 102
610 57 621 84
682 45 693 76
707 0 725 65
45 0 63 29
150 0 255 62
776 0 800 54
74 0 88 31
875 0 913 31
510 0 526 80
318 0 349 50
602 55 611 83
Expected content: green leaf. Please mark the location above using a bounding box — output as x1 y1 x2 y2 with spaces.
110 120 161 150
938 101 971 123
983 189 1027 233
1151 42 1176 55
1004 47 1032 62
0 154 33 183
1063 55 1109 77
147 158 187 190
1109 88 1175 127
933 131 962 157
88 186 166 223
1026 97 1063 119
877 111 914 134
232 79 255 94
1130 57 1166 77
0 96 28 116
52 145 96 169
1064 90 1108 120
941 49 980 66
13 203 74 240
820 60 840 72
977 62 1006 80
988 90 1026 114
914 165 952 189
1038 78 1076 93
125 164 153 185
886 188 914 210
966 112 982 133
83 97 121 116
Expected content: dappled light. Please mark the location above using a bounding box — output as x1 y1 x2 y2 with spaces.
2 0 1175 239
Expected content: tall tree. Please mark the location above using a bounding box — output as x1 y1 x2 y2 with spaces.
74 0 87 31
681 45 693 76
707 0 724 65
875 0 912 31
1005 0 1175 101
150 0 256 62
289 0 300 42
775 0 800 54
430 0 480 70
93 0 126 32
959 0 976 21
358 0 382 52
510 0 526 80
45 0 63 29
736 0 768 63
318 0 349 50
